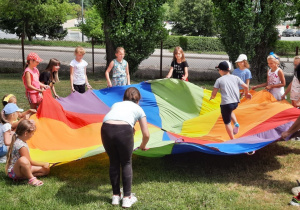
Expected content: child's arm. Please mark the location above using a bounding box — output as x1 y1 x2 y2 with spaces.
3 130 12 146
19 147 49 168
105 61 114 87
166 67 173 78
246 79 250 87
70 66 75 92
265 69 286 90
182 67 188 80
252 82 267 90
126 63 130 85
25 72 44 93
282 81 292 100
84 67 92 89
210 88 219 100
241 83 252 99
138 117 149 150
39 82 48 89
51 85 59 98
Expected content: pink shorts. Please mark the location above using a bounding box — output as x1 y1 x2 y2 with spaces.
7 168 25 180
26 92 42 104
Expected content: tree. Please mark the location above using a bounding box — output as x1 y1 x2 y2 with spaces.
79 6 104 43
0 0 74 41
95 0 168 73
170 0 217 36
213 0 290 81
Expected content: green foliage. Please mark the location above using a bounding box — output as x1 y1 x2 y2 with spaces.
0 0 74 41
213 0 290 81
163 36 225 52
95 0 168 73
275 40 300 55
170 0 217 36
79 6 104 43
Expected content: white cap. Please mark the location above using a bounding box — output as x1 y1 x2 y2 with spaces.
235 54 247 63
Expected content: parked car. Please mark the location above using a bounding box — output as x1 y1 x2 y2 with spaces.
295 30 300 37
282 29 296 37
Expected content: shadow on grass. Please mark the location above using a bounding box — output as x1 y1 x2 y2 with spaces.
51 141 300 206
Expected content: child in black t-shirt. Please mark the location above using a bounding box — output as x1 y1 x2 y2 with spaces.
39 58 60 98
166 46 189 81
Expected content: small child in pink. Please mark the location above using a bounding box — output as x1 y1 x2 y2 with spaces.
22 52 48 109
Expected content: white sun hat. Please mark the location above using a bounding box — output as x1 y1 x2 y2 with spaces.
235 54 247 63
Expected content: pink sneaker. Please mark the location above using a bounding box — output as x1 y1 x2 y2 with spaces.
233 123 239 135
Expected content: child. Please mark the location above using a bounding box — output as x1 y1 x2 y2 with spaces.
101 87 149 207
232 54 252 93
252 52 286 100
70 46 92 93
210 61 251 139
105 47 130 87
2 94 36 130
5 119 50 186
281 56 300 107
39 58 60 98
0 103 24 163
166 46 189 81
22 52 49 109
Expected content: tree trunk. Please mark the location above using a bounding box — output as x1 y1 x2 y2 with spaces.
103 24 115 68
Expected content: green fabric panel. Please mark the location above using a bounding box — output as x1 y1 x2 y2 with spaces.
133 144 174 157
150 79 204 133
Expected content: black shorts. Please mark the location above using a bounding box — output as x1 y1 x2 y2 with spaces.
73 84 85 93
220 102 238 124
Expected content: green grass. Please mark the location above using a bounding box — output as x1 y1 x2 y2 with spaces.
0 73 299 209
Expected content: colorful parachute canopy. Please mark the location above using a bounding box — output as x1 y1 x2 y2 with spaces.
28 79 300 165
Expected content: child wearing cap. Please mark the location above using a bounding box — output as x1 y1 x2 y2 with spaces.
210 61 252 139
70 46 92 93
232 54 252 94
0 103 24 163
22 52 49 109
252 52 286 100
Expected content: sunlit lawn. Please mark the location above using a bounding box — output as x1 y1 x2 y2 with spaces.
0 73 299 209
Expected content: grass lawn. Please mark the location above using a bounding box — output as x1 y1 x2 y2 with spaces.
0 73 299 209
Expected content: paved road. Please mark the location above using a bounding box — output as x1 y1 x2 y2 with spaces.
0 44 295 73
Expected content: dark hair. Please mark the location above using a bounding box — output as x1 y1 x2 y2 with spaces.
123 87 141 103
295 63 300 82
44 58 60 83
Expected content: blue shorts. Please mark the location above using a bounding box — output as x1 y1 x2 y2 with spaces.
0 145 8 157
220 103 238 124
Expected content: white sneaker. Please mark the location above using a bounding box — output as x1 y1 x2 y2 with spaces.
122 193 137 208
0 156 6 163
112 195 121 205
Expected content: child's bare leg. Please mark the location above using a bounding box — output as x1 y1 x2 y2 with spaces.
231 112 237 124
225 123 234 139
13 156 34 179
31 165 50 177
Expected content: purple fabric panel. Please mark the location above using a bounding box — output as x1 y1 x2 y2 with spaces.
56 89 110 114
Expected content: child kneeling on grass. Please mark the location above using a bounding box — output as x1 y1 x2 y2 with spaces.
5 119 50 186
210 61 252 139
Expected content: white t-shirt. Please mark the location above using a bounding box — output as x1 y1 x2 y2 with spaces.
214 74 245 105
70 59 88 85
0 123 11 147
103 101 146 128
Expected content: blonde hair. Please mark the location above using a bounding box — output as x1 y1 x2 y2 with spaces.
5 120 36 174
44 58 60 83
2 94 16 107
236 60 250 69
294 56 300 61
173 46 186 62
267 53 280 64
115 47 125 54
74 46 85 55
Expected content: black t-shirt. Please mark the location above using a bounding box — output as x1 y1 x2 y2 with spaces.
39 71 51 85
171 60 189 79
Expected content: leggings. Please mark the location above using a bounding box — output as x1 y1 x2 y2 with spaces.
101 123 134 197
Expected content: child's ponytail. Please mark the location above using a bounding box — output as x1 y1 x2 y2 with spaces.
5 133 17 174
0 110 9 124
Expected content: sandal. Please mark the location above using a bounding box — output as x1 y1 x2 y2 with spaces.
28 177 44 187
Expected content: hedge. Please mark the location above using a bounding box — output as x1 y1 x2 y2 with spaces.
163 35 300 54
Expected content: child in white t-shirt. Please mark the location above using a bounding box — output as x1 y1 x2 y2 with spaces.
70 47 92 93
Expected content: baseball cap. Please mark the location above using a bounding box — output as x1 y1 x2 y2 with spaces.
3 103 24 114
216 61 229 71
235 54 247 63
27 52 43 62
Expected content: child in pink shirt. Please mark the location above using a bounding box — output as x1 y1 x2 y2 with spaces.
22 52 48 109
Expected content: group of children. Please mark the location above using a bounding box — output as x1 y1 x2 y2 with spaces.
1 44 300 207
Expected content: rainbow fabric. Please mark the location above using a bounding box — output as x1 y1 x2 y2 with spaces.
28 79 300 165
